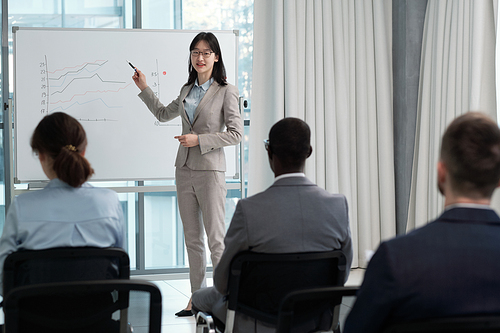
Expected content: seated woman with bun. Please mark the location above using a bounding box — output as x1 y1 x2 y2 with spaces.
0 112 125 294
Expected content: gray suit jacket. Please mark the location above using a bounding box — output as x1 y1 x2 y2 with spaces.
138 82 243 171
213 176 353 331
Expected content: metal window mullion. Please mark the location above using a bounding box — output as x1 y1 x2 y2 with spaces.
174 0 182 29
133 0 141 29
2 0 13 213
175 195 184 267
137 180 145 272
61 0 66 27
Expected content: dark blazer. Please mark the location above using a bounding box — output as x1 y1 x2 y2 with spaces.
344 207 500 333
138 82 243 171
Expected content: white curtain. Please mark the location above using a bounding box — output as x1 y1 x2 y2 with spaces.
250 0 396 268
407 0 497 231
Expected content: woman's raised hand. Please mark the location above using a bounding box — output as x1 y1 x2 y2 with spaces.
132 69 149 91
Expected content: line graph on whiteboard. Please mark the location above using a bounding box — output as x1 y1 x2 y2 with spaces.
39 56 160 122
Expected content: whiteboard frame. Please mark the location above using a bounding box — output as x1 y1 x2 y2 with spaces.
12 27 241 184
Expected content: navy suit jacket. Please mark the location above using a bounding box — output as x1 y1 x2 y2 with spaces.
344 207 500 333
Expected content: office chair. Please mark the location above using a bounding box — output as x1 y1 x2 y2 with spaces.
2 247 130 332
276 286 359 333
382 315 500 333
196 250 348 333
3 279 162 333
3 246 130 292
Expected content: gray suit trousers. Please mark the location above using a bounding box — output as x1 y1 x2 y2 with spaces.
176 165 226 293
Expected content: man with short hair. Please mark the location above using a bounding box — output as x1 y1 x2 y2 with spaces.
192 117 353 332
344 112 500 333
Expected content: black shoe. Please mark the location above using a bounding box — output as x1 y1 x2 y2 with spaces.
175 309 194 317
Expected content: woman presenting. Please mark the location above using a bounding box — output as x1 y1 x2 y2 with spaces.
132 32 243 316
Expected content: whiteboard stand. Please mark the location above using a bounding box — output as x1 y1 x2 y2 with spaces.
238 97 246 197
6 99 15 204
2 0 14 212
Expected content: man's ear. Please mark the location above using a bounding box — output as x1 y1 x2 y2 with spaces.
437 160 447 184
267 146 273 160
437 160 447 196
307 146 313 158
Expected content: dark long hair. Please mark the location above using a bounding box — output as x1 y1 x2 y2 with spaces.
31 112 94 187
185 32 227 87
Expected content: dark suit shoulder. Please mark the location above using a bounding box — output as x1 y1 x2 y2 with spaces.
378 208 500 274
390 207 500 247
361 207 500 328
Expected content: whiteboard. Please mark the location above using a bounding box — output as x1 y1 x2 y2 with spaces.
13 27 239 182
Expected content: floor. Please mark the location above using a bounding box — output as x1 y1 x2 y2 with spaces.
129 269 365 333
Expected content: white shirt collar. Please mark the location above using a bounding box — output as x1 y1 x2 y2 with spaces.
274 172 306 182
194 77 214 91
444 203 492 211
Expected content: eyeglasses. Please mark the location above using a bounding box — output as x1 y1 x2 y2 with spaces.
263 139 270 150
191 50 214 58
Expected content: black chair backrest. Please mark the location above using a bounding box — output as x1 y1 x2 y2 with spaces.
3 280 162 333
276 286 359 333
383 315 500 333
227 250 347 325
3 247 130 294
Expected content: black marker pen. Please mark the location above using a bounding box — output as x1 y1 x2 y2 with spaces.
126 59 137 72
